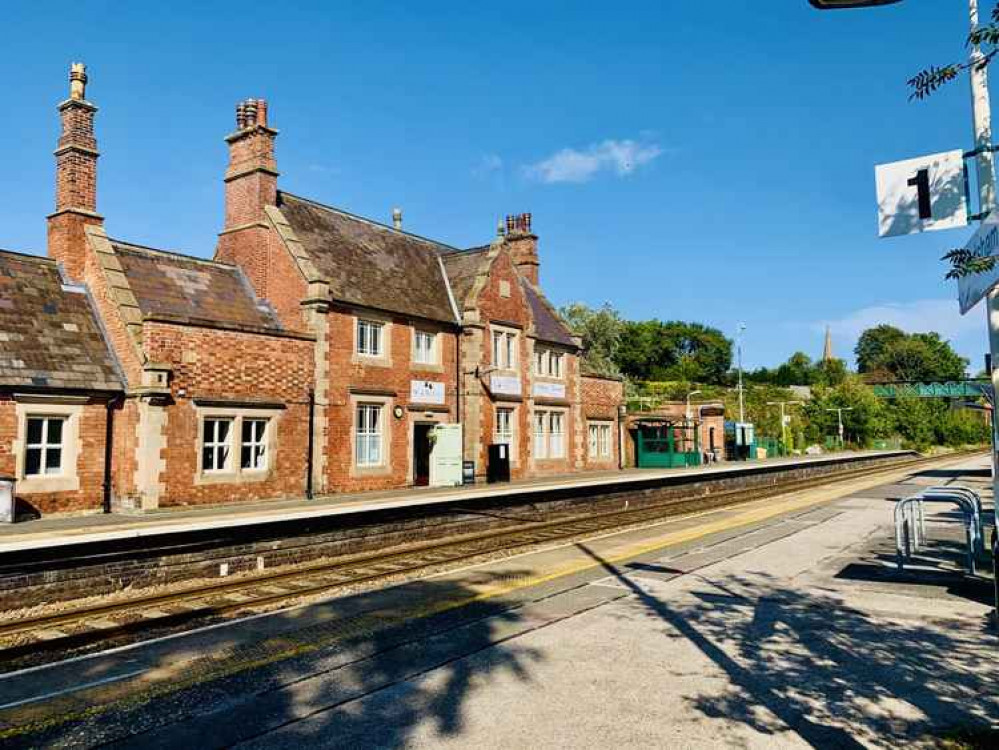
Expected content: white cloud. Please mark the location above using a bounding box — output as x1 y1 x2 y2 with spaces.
523 139 663 184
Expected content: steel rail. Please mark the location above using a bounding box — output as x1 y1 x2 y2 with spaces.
0 451 976 659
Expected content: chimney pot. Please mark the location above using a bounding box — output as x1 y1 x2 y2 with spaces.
392 207 403 230
69 62 87 101
257 99 268 126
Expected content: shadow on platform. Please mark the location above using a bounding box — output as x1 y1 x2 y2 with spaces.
576 543 998 749
12 573 543 749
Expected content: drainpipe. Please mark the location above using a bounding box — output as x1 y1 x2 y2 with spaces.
455 330 462 424
102 395 120 514
306 388 315 500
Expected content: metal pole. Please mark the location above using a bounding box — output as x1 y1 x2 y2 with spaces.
737 323 746 423
969 0 999 503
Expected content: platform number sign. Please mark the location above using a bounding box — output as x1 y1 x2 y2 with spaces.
875 150 968 238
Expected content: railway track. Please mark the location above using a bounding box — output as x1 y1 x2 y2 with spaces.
0 451 977 662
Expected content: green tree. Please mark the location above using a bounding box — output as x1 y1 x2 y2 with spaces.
855 325 906 375
615 320 732 384
559 302 624 378
854 326 967 382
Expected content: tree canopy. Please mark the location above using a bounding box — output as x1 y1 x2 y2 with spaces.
616 320 732 384
854 325 967 382
558 302 624 378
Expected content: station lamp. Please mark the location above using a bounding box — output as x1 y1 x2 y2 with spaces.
808 0 903 8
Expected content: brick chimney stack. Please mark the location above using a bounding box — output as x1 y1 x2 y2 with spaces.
504 212 539 286
216 98 279 295
48 62 103 282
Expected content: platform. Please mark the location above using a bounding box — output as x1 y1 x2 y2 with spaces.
0 454 991 748
0 451 913 555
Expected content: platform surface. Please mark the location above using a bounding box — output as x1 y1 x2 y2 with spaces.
0 452 992 748
0 450 910 553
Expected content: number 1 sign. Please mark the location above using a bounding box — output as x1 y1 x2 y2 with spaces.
875 149 968 238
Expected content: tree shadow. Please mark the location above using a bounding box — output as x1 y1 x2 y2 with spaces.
576 543 998 749
5 573 543 749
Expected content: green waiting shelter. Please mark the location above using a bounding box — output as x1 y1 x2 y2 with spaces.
634 417 702 469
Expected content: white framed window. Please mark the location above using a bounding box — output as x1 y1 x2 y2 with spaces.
202 418 234 473
533 409 567 460
24 416 66 477
414 330 437 365
549 411 565 458
534 348 564 379
533 411 547 460
588 422 612 459
549 351 564 379
357 319 384 357
495 407 515 446
241 418 269 471
491 327 517 370
355 403 384 467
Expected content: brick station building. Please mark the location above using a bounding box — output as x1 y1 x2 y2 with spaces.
0 65 623 517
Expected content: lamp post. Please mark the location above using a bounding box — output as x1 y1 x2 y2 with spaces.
766 400 803 454
825 406 854 449
736 323 746 423
685 389 702 421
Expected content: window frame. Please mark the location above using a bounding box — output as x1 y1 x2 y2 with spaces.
240 418 270 472
14 399 83 494
533 408 568 461
195 407 280 484
202 417 235 474
534 347 565 379
356 318 384 358
355 402 385 468
588 421 613 459
413 329 438 366
491 325 518 371
24 416 66 478
494 406 516 449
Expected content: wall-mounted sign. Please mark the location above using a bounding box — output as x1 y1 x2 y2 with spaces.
533 382 566 399
410 380 445 404
875 150 968 238
489 374 521 396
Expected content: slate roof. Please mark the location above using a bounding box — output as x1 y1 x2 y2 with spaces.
439 246 490 308
112 242 284 334
0 250 122 391
277 192 458 324
519 277 577 348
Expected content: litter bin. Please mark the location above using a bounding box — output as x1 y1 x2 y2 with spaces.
487 444 511 483
462 460 476 486
0 476 14 524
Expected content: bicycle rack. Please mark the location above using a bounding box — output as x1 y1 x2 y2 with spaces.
893 486 983 575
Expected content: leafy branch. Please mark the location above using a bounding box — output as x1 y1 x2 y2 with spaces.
907 3 999 100
942 247 997 279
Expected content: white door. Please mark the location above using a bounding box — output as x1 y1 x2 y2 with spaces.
430 424 463 487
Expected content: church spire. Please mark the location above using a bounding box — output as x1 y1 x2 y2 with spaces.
822 325 834 362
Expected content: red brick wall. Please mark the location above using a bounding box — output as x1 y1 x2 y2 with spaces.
0 395 109 515
142 321 314 507
0 396 14 480
472 252 533 478
324 306 459 492
581 375 623 470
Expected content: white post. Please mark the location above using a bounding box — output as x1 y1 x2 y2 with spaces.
970 0 999 495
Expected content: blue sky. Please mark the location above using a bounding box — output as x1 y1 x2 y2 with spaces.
0 1 991 370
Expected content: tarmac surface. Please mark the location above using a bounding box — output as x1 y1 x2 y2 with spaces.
0 453 994 748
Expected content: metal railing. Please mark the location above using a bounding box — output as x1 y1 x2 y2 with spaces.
893 485 985 575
